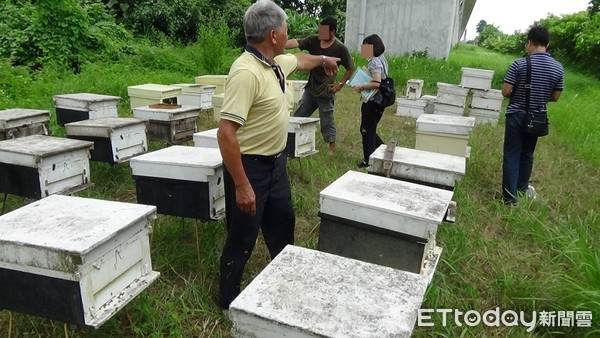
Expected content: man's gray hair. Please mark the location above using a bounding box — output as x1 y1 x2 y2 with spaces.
243 0 287 44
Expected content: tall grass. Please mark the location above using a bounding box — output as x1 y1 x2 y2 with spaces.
0 43 598 336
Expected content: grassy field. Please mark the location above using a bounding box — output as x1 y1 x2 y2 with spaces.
0 43 598 337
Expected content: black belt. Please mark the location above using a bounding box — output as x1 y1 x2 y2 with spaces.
242 152 283 163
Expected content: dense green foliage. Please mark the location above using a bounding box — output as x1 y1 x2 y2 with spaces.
0 0 330 72
102 0 251 45
476 7 600 77
477 24 527 56
0 0 132 71
285 9 320 41
540 12 600 76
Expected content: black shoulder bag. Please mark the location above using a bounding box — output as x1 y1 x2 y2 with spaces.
522 56 549 137
373 62 396 108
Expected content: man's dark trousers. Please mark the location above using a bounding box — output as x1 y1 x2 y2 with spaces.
219 153 295 309
502 111 539 203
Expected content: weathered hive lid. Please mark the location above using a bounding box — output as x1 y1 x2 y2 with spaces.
0 135 93 166
171 83 216 94
52 93 120 103
319 171 453 239
230 245 428 338
0 195 156 272
370 145 466 176
0 109 51 129
472 88 503 99
127 84 181 99
436 82 469 96
65 117 147 138
132 105 200 121
129 146 222 181
287 117 320 131
416 114 475 135
461 67 494 79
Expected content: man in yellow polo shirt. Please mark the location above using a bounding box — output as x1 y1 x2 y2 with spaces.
216 0 340 310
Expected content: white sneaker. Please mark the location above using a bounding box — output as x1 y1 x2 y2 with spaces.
525 184 538 200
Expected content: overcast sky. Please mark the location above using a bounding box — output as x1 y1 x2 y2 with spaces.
465 0 590 40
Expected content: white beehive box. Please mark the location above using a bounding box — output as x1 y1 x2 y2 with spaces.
395 98 427 118
194 75 228 94
417 114 475 136
0 108 50 140
421 95 437 114
171 83 216 109
52 93 119 126
130 146 225 221
229 245 429 338
469 108 500 119
287 80 306 102
416 115 475 157
132 105 199 144
433 102 465 116
436 83 469 107
127 84 181 110
212 93 225 121
406 79 424 99
318 170 452 274
65 117 148 164
368 145 466 189
469 108 500 126
285 80 307 114
461 67 494 91
286 117 319 158
193 128 218 148
0 135 93 199
416 131 470 158
471 89 503 111
0 195 159 328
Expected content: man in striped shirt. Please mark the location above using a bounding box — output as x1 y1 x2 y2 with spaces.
501 26 564 205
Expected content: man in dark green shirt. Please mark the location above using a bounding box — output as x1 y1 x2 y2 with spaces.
285 17 355 155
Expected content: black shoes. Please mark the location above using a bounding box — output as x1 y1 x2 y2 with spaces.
357 161 369 168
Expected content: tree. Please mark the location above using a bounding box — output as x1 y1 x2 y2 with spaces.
477 24 503 48
590 0 600 15
278 0 345 17
476 20 488 34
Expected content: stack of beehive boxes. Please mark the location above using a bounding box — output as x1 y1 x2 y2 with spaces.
460 68 503 125
395 79 429 118
132 104 199 144
434 82 469 116
127 84 181 111
171 83 216 110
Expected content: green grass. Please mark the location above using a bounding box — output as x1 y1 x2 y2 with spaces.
0 43 599 337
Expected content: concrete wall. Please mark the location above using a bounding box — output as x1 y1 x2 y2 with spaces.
345 0 477 59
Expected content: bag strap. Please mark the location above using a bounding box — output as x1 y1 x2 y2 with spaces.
525 56 531 112
382 58 388 78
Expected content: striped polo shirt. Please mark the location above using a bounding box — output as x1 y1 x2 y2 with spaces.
504 52 564 113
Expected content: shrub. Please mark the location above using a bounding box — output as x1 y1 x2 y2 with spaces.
195 17 238 74
0 0 132 71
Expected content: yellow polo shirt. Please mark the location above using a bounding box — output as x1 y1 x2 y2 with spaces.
220 52 298 156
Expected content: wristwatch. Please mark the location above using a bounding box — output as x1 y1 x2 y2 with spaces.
322 55 327 67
